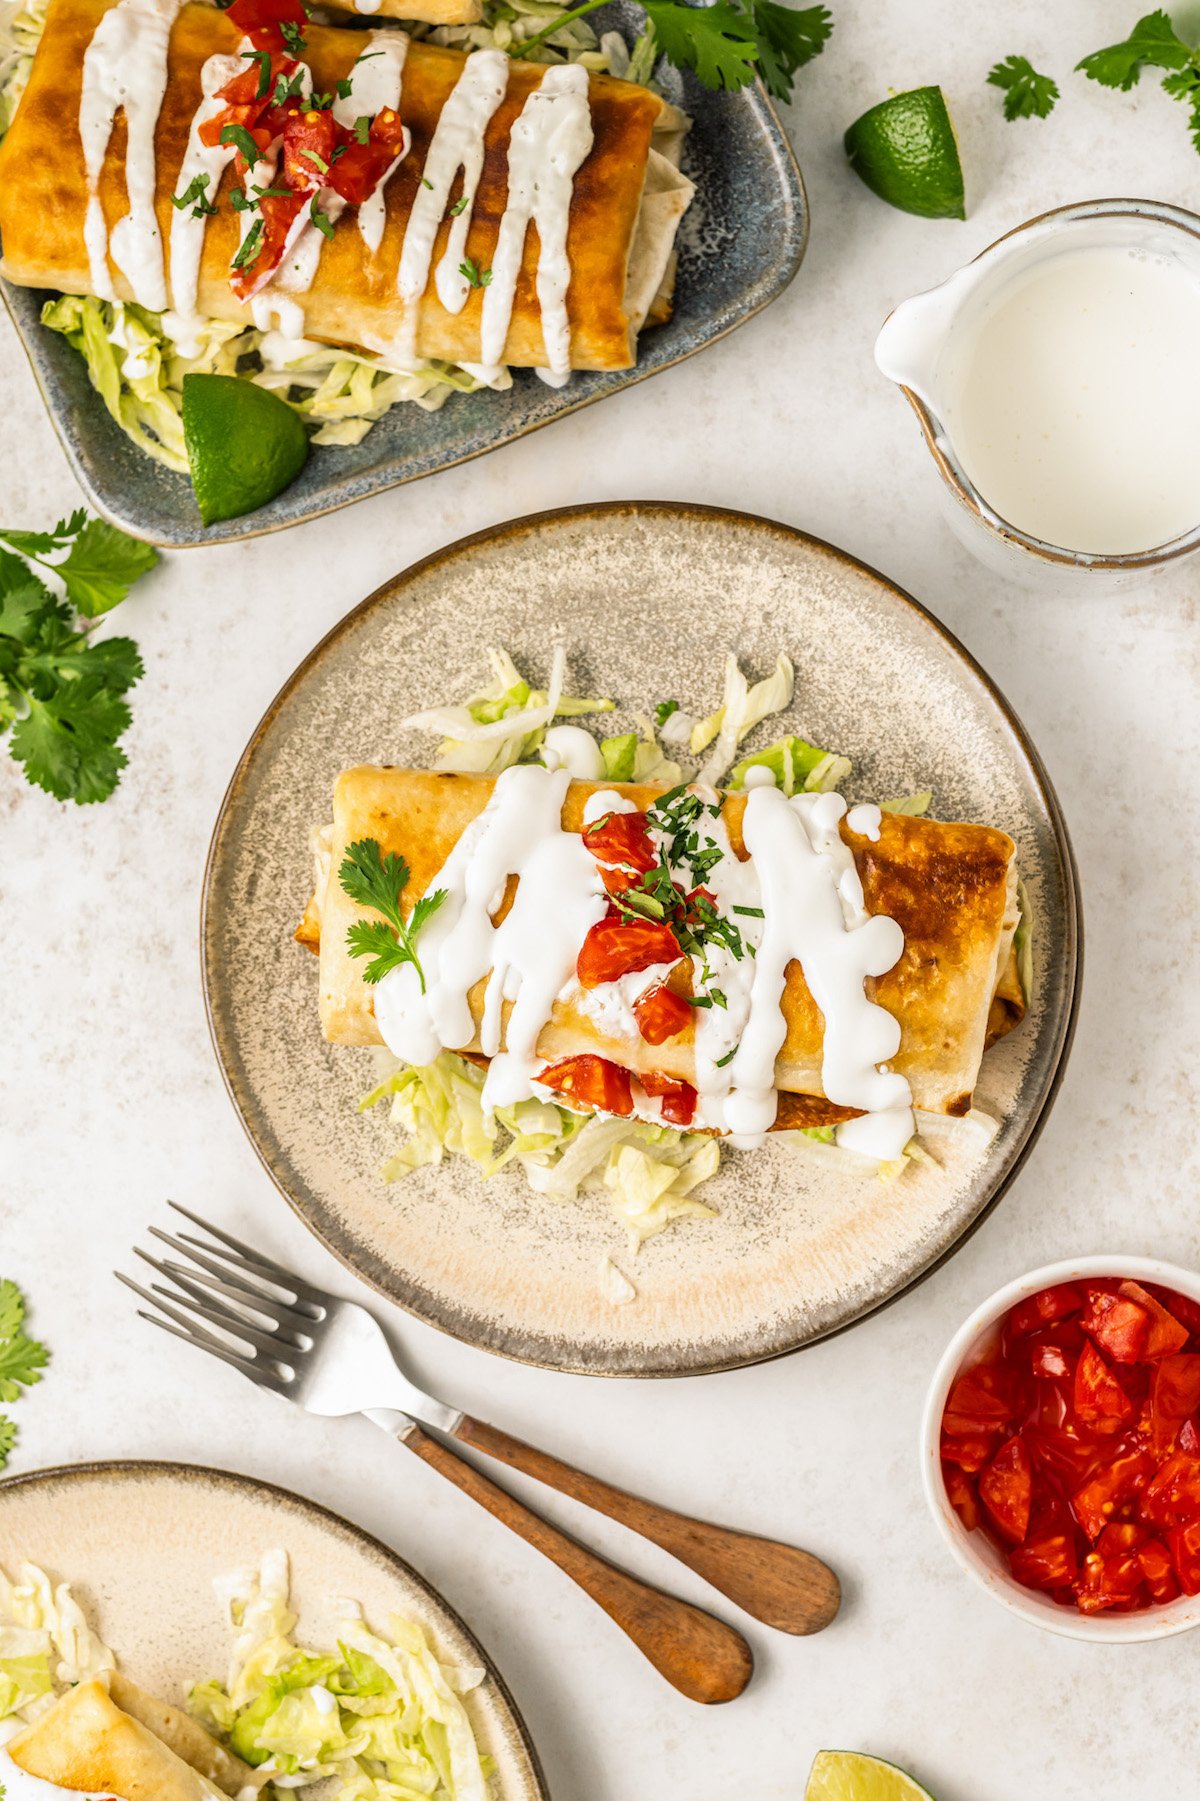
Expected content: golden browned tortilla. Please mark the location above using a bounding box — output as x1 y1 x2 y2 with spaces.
0 0 691 371
299 768 1023 1121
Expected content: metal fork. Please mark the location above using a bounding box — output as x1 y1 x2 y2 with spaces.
118 1204 840 1703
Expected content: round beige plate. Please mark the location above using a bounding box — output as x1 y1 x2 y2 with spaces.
0 1460 546 1799
202 502 1080 1377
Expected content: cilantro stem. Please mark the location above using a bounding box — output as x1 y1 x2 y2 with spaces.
512 0 610 58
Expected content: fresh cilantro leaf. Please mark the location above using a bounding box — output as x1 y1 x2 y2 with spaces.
220 122 265 166
354 115 371 145
232 218 265 271
10 681 134 804
459 257 491 288
339 838 446 993
280 17 306 52
0 1280 25 1342
0 1333 48 1403
49 519 158 618
654 698 679 726
229 185 255 213
337 76 353 99
173 172 217 217
0 1413 15 1471
0 510 88 558
448 194 470 216
241 45 273 99
1077 9 1191 89
746 0 832 103
0 575 52 642
987 52 1059 119
273 70 306 106
641 0 759 92
301 147 330 175
714 1044 738 1067
310 198 336 240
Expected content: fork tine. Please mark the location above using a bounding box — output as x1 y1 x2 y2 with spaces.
146 1229 319 1333
114 1272 284 1390
166 1201 327 1307
132 1252 306 1363
152 1256 311 1343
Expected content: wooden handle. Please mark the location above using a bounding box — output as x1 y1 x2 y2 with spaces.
452 1414 840 1637
402 1425 752 1704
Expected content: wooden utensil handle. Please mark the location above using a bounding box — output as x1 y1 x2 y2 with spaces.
402 1424 752 1705
453 1414 840 1637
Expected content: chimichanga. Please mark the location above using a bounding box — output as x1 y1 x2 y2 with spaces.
299 766 1023 1136
0 0 693 376
5 1675 258 1799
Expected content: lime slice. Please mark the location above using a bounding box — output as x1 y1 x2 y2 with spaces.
806 1750 936 1801
844 87 965 220
182 373 309 526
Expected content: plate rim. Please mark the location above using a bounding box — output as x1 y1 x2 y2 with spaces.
0 78 808 550
0 1455 550 1801
200 497 1084 1377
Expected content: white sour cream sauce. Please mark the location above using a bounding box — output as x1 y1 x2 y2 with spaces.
373 766 916 1162
0 1749 121 1801
77 17 594 378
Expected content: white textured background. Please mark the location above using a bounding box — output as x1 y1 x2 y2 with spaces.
3 3 1200 1796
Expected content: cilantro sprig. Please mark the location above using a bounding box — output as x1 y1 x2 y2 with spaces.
1078 10 1200 148
517 0 832 104
0 511 152 805
0 1280 50 1473
988 53 1059 120
340 838 447 991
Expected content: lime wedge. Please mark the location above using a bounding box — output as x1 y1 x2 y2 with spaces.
182 373 309 526
806 1750 936 1801
844 87 965 219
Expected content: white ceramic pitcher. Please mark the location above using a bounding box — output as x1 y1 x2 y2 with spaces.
875 198 1200 590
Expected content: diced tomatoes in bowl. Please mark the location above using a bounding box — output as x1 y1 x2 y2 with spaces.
926 1260 1200 1636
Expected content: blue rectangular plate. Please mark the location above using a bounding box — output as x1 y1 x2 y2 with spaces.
1 9 807 547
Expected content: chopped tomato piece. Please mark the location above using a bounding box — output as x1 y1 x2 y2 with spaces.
940 1431 1000 1475
1074 1339 1134 1433
636 1070 697 1126
1181 1417 1200 1455
942 1462 981 1532
1168 1519 1200 1594
1139 1451 1200 1530
1026 1422 1102 1492
1010 1532 1077 1591
1006 1283 1084 1339
226 0 308 51
1080 1288 1151 1363
1075 1546 1145 1614
282 107 339 191
979 1434 1033 1545
1096 1520 1148 1556
1150 1283 1200 1339
583 808 657 874
1155 1354 1200 1420
230 188 306 299
1138 1536 1180 1603
577 917 680 989
1119 1280 1190 1358
1072 1442 1156 1540
536 1054 633 1117
1026 1332 1076 1382
199 103 271 154
632 982 692 1046
326 109 408 206
943 1361 1029 1436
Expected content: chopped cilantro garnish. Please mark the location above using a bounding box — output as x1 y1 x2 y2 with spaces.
231 218 265 270
354 114 371 145
172 172 217 217
421 176 434 189
273 70 306 106
310 197 336 240
219 122 264 167
280 17 306 52
987 53 1059 119
0 1279 50 1471
714 1044 738 1067
448 194 470 216
241 45 273 100
340 838 447 992
655 698 679 726
300 147 330 175
337 76 353 99
732 905 764 917
459 257 492 288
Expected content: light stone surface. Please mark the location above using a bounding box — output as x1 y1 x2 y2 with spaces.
2 2 1199 1796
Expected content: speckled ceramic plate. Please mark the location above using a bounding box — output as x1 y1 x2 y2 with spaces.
202 501 1081 1377
0 1459 546 1799
0 7 806 549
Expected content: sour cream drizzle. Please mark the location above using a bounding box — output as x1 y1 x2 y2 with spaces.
333 36 410 254
164 50 243 353
373 766 915 1161
79 0 180 311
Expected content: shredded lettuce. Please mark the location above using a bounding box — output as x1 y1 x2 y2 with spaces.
0 0 43 138
193 1552 490 1801
729 735 850 797
880 792 933 816
402 645 615 776
0 1563 115 1738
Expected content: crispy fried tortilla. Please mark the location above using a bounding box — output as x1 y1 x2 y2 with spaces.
300 768 1023 1118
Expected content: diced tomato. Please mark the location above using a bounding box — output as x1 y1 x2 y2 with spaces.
1006 1283 1084 1339
1096 1520 1147 1556
1150 1284 1200 1339
1119 1280 1190 1358
1074 1339 1134 1433
942 1461 981 1532
1080 1288 1151 1363
632 982 692 1046
577 917 680 989
536 1054 633 1117
1138 1536 1180 1603
1181 1417 1200 1455
1010 1532 1077 1591
199 103 273 155
979 1434 1033 1545
1139 1451 1200 1530
943 1361 1029 1436
327 109 409 206
229 188 306 299
1145 1354 1200 1458
1026 1331 1077 1382
583 808 657 874
1168 1519 1200 1594
226 0 308 52
940 1431 1000 1475
1026 1422 1102 1493
1072 1442 1156 1540
636 1070 697 1127
1074 1546 1145 1614
282 106 339 191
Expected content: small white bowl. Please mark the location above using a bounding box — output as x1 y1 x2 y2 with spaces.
921 1254 1200 1642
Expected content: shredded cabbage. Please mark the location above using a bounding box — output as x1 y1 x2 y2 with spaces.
0 1563 115 1740
0 0 43 137
403 645 615 776
729 735 850 797
880 792 933 816
192 1552 490 1801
